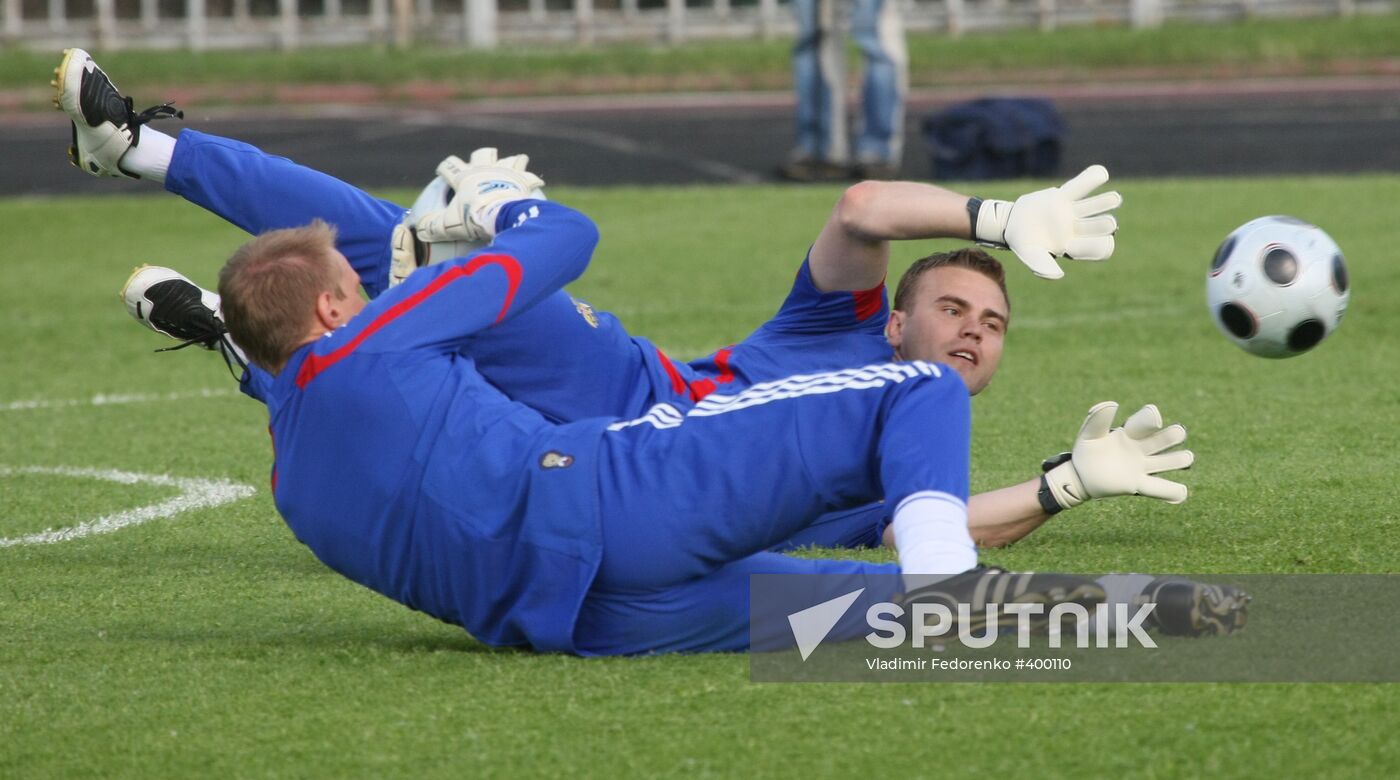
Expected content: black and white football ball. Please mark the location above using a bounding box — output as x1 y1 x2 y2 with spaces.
1206 216 1350 358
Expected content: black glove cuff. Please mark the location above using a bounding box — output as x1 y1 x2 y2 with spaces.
1037 474 1066 516
966 197 984 239
409 226 429 269
1041 451 1072 473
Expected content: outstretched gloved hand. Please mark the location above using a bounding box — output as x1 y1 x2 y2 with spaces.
972 165 1122 280
1043 401 1194 511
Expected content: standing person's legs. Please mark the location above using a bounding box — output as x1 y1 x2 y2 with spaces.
790 0 849 170
850 0 908 174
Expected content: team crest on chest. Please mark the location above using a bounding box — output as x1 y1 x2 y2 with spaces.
539 451 575 469
572 297 599 328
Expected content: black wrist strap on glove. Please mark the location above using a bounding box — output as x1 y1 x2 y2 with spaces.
966 197 984 238
409 226 428 269
1037 452 1073 516
1037 475 1065 516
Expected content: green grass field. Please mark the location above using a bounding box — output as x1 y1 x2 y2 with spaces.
3 176 1399 777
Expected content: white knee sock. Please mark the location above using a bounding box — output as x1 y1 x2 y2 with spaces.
891 491 977 588
119 127 177 184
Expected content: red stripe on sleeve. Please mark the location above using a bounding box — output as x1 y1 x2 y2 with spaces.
654 347 688 396
688 378 716 400
296 254 522 389
686 346 736 402
852 280 886 322
711 346 736 384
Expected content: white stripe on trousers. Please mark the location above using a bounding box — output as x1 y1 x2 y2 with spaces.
607 361 943 431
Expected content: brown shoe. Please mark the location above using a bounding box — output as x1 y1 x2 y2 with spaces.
777 156 851 182
852 160 901 181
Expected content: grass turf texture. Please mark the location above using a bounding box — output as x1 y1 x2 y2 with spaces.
1 15 1398 100
3 175 1399 776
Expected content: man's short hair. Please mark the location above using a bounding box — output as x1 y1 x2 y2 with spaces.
892 247 1010 318
218 220 342 373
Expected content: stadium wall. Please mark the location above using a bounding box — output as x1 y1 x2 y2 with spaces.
2 0 1395 51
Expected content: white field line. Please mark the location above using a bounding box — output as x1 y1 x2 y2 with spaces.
0 465 256 547
0 387 235 413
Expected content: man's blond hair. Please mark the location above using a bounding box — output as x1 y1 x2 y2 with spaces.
218 220 343 373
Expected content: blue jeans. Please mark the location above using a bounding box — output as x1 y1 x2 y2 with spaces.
792 0 908 165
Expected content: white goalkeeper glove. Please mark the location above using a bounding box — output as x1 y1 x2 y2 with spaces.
414 148 545 244
1041 402 1194 512
971 164 1122 280
388 220 425 288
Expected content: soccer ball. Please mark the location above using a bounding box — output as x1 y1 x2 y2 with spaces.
407 175 488 266
1206 216 1350 358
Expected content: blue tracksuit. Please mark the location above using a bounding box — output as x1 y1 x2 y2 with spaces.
245 199 969 654
166 132 972 653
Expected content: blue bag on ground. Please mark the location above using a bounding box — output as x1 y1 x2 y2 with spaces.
922 98 1064 180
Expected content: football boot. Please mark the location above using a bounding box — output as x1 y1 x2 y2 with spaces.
53 47 182 178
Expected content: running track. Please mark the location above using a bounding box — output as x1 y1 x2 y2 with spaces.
3 76 1398 194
